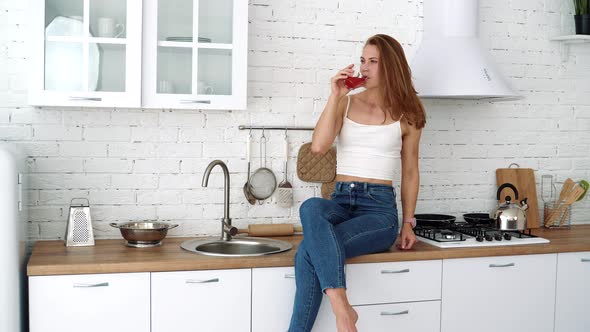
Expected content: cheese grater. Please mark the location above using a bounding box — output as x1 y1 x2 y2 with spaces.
65 198 95 247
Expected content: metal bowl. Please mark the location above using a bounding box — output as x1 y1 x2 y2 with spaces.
110 222 178 248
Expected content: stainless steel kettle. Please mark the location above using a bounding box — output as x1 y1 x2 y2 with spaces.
494 183 528 231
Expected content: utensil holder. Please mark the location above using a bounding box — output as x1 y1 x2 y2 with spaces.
543 201 571 229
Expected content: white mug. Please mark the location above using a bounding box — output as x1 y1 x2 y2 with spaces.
97 17 125 38
197 81 214 95
158 80 175 94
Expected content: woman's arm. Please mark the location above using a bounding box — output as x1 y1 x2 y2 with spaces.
399 121 422 250
311 95 346 154
311 64 355 154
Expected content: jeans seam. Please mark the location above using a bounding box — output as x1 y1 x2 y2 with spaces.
302 274 316 330
326 211 348 223
327 223 344 289
342 224 395 248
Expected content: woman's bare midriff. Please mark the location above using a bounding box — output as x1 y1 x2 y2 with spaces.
335 174 393 186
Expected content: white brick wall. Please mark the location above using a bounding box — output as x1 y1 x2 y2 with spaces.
1 0 589 241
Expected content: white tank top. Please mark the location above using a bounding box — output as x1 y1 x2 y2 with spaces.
336 96 403 181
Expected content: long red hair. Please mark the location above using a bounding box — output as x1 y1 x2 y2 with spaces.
365 34 426 129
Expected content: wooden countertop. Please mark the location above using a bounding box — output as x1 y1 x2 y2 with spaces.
28 225 590 276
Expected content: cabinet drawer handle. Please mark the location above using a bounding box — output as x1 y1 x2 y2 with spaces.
380 310 409 316
186 278 219 284
381 269 410 274
180 99 211 104
69 96 102 101
284 274 296 279
489 263 515 268
581 258 590 262
73 282 109 288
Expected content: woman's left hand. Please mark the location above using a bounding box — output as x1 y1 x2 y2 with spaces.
398 223 417 250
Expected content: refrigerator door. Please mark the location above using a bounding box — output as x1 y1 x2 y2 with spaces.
0 145 25 332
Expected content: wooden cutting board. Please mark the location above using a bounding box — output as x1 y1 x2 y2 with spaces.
496 167 541 228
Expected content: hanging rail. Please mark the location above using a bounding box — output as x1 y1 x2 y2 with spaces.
238 125 314 131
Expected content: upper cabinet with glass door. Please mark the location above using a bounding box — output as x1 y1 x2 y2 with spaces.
142 0 247 110
29 0 142 107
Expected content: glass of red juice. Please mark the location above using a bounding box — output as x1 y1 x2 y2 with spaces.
344 76 366 89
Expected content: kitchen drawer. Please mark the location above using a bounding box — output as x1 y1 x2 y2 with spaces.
152 269 250 332
355 300 441 332
29 272 150 332
311 300 441 332
346 260 442 305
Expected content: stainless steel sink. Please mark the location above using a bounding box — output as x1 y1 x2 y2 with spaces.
181 237 293 257
188 160 293 257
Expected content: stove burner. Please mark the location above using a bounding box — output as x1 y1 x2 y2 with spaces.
440 230 459 240
414 222 541 244
414 227 465 243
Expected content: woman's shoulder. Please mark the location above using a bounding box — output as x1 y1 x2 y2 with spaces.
400 116 422 138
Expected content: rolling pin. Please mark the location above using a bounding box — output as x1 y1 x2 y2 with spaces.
237 224 303 236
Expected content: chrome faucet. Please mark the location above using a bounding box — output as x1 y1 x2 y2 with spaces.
202 160 238 241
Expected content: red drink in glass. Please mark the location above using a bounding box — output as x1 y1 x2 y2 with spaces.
344 76 366 89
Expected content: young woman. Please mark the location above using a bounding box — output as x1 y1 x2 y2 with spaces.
288 34 426 332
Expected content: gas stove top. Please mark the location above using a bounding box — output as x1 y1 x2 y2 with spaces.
415 223 550 248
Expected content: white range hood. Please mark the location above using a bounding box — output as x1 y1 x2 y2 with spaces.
411 0 519 100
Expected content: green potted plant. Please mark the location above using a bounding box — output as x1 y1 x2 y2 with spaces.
574 0 590 34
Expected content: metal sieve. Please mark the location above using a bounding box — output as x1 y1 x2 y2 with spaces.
249 129 277 203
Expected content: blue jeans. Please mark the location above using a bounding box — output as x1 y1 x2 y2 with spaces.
288 181 399 332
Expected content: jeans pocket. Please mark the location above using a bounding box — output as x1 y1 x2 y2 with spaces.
366 190 394 206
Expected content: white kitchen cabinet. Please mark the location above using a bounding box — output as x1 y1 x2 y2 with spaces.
151 268 251 332
311 300 442 332
30 251 589 332
554 251 590 332
251 267 296 332
251 266 334 332
29 0 143 107
346 260 442 305
441 254 557 332
142 0 248 110
354 301 440 332
29 272 150 332
252 261 442 332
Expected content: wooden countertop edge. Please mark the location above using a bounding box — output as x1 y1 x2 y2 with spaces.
27 226 590 276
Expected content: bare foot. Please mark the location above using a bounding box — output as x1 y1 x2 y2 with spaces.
334 305 358 332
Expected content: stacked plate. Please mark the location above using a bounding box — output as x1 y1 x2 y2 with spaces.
165 36 212 43
45 16 100 91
